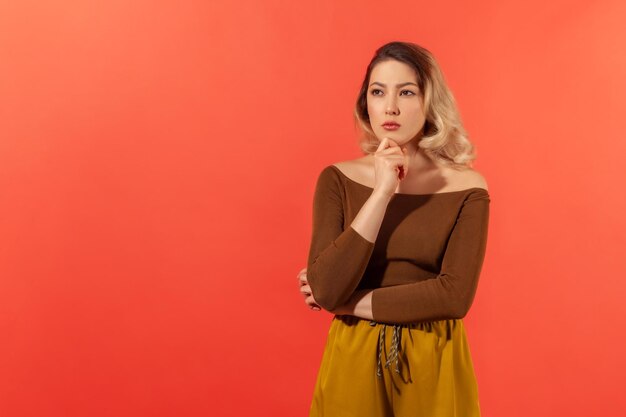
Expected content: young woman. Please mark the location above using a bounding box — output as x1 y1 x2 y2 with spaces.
298 41 490 416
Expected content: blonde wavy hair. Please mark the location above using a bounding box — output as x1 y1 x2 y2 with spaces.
354 41 477 170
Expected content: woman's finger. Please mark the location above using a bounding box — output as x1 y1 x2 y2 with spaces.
298 273 308 286
381 155 407 167
300 284 311 296
387 138 400 147
305 295 321 311
376 137 389 152
298 268 307 281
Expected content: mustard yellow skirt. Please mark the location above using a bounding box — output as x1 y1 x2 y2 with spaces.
309 315 481 417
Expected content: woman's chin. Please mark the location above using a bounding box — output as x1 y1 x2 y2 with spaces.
375 135 405 144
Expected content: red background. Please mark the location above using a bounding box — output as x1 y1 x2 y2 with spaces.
1 1 625 416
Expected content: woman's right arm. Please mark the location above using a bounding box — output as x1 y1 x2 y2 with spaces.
305 166 380 312
306 138 407 312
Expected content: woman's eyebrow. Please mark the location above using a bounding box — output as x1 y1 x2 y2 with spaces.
369 82 418 88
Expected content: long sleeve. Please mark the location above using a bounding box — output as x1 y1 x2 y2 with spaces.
306 166 375 311
370 190 490 324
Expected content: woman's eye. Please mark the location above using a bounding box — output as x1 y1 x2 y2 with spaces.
370 89 382 95
401 90 415 96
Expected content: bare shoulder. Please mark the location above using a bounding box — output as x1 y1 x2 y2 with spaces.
331 156 373 184
453 167 489 191
332 155 371 169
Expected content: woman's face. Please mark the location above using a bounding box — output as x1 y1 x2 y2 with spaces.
366 59 426 145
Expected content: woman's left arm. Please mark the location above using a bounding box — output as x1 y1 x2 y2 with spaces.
367 191 490 324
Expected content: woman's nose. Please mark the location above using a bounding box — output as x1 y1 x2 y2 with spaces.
385 98 399 115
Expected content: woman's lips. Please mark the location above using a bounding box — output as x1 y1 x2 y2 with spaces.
383 123 400 131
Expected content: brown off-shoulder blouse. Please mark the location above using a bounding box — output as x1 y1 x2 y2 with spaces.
306 164 490 325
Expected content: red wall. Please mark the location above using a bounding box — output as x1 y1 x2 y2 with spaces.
1 1 625 416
